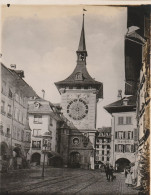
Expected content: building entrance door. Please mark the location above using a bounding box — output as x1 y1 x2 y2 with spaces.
70 152 80 168
31 153 41 165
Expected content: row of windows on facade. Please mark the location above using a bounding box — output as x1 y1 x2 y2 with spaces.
0 124 30 142
96 138 111 143
2 81 27 107
34 115 53 125
32 140 51 149
96 156 110 162
96 145 110 149
115 144 136 153
98 132 111 137
115 131 136 140
1 101 26 125
118 116 132 125
96 150 110 155
32 129 53 137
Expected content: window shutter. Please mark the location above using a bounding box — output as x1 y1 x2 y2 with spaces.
115 132 117 139
131 145 134 153
115 144 117 152
134 129 138 141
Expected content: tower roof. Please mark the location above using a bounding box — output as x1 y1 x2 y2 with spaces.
77 14 87 54
55 14 103 99
104 95 136 113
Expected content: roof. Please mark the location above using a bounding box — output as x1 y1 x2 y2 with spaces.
2 63 38 98
98 127 111 133
55 14 103 99
77 14 87 54
104 95 136 113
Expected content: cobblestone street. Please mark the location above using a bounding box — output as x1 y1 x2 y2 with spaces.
0 167 138 195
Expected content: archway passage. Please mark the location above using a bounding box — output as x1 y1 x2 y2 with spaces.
0 142 9 159
69 152 81 168
13 147 22 157
115 158 130 172
31 153 41 165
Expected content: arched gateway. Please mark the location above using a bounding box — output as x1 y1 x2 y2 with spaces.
69 152 81 168
31 153 41 165
115 158 130 172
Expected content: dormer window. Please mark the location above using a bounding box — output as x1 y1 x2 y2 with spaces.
75 72 83 81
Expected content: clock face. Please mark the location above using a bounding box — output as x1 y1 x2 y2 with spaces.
67 98 88 120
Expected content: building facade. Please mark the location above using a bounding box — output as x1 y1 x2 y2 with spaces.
104 95 138 172
55 14 103 169
125 5 150 188
95 127 111 167
1 64 37 171
28 98 64 167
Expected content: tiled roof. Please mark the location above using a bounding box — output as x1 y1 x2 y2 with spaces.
98 127 111 133
104 95 136 113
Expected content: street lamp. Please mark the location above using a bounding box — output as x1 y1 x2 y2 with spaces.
42 143 47 177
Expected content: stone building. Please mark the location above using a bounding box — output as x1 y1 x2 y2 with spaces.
28 98 64 167
1 64 37 171
125 5 150 187
104 95 138 172
55 14 103 169
95 127 111 168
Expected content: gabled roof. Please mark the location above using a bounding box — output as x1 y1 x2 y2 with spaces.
104 95 136 113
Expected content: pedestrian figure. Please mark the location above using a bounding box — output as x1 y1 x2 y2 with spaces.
108 166 114 181
125 168 128 178
104 164 110 180
125 169 132 186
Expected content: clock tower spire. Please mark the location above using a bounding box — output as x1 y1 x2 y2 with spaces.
76 14 87 65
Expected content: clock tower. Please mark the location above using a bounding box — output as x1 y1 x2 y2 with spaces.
55 14 103 169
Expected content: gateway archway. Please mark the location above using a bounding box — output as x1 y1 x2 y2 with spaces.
31 153 41 165
69 152 81 168
115 158 130 172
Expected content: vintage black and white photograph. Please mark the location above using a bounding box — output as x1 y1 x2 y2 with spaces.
0 4 150 195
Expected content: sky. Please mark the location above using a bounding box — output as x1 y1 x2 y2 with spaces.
1 5 127 128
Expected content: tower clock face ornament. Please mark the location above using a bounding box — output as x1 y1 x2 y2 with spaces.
67 99 88 120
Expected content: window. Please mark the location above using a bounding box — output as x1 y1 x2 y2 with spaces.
50 117 53 126
102 157 104 161
102 150 104 155
107 150 110 155
8 89 13 99
118 144 125 153
115 132 118 139
2 81 6 95
96 145 99 148
118 117 124 125
123 132 126 139
33 129 41 136
25 132 31 142
128 131 131 139
32 141 41 149
126 117 132 124
6 128 10 137
107 145 110 149
102 139 104 143
118 131 123 139
7 105 12 117
1 101 5 114
125 144 131 152
34 115 42 123
102 145 105 149
107 157 109 161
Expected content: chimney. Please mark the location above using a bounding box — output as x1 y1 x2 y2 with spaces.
123 97 129 106
117 90 122 100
